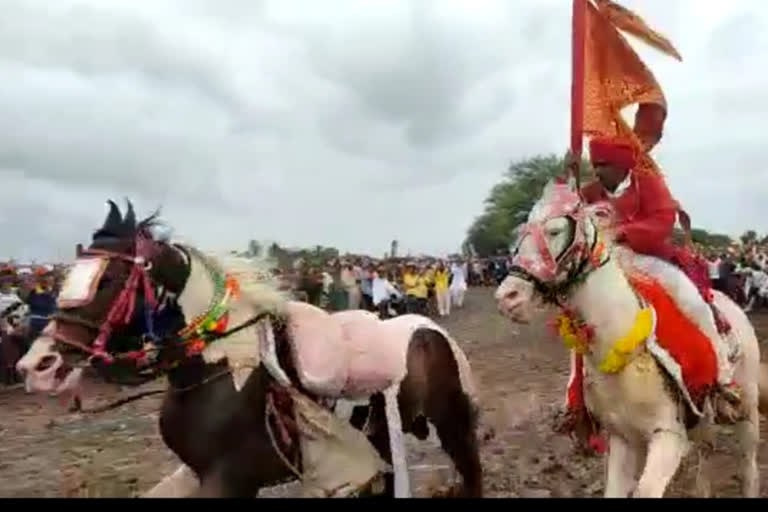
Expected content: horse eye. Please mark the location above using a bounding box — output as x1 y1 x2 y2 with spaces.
547 229 562 237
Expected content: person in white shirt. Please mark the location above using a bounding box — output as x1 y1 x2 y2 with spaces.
340 263 361 310
0 276 24 336
744 267 768 312
371 268 401 319
450 260 468 308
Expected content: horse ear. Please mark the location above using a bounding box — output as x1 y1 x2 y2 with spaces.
76 243 83 257
122 199 136 233
540 178 559 199
102 200 122 232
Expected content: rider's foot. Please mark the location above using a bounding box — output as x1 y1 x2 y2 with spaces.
721 381 741 404
714 382 744 424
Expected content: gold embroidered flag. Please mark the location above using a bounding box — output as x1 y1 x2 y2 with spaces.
578 0 682 175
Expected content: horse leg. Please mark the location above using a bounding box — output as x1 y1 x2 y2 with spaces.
192 467 230 498
632 429 687 498
687 409 715 498
362 394 397 497
192 462 262 498
428 392 483 497
142 464 199 498
604 434 639 497
737 387 760 497
401 328 482 497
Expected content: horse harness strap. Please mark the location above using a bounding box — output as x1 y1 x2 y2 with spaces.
509 221 611 308
55 237 285 388
51 231 159 365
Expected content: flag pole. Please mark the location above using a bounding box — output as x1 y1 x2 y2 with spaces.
567 0 587 427
570 0 587 187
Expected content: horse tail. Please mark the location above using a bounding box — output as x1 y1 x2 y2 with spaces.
758 362 768 416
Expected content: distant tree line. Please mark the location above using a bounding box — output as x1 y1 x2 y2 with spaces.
464 153 757 258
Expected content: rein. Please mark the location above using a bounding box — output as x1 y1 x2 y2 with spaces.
77 366 239 414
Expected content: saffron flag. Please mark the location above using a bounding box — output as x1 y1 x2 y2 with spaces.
574 0 682 176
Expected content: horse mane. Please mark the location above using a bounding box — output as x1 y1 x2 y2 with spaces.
181 249 289 372
214 252 289 315
93 198 289 313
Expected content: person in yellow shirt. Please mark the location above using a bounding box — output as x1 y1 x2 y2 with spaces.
423 264 436 316
433 261 451 316
403 264 428 314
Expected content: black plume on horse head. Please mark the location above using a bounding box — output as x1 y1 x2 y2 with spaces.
92 199 141 240
123 199 137 232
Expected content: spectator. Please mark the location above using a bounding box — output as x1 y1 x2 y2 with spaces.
434 261 451 317
340 263 361 309
450 259 468 308
23 270 57 340
371 268 401 319
403 264 428 315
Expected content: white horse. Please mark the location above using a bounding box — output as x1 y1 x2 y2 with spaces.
495 180 768 498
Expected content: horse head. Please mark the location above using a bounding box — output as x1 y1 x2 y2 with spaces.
495 179 613 322
17 200 190 397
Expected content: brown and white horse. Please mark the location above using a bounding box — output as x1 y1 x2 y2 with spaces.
495 180 768 498
16 201 482 498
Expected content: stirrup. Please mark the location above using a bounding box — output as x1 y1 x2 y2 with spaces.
712 384 747 425
721 382 741 405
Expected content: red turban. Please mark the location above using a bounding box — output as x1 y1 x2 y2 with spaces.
589 136 637 170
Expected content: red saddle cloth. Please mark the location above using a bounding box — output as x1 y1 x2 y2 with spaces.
628 273 718 401
563 273 719 448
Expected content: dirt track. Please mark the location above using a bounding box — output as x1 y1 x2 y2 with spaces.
2 287 768 497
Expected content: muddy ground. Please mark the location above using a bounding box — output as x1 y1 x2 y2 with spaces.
2 287 768 497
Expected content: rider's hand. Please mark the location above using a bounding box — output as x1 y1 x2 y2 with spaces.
564 150 580 174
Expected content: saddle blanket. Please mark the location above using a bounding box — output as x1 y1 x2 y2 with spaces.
282 302 476 402
566 249 743 419
628 272 716 414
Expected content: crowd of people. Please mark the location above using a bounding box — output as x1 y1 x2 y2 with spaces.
274 255 513 319
703 243 768 312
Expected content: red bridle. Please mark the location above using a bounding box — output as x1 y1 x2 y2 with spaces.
511 183 607 290
52 231 159 365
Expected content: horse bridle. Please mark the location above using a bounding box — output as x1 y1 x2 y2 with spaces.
50 235 277 386
508 212 609 306
50 231 163 371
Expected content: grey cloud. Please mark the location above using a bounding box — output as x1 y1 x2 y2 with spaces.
0 0 766 261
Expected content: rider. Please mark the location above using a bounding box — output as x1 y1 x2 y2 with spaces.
566 135 741 410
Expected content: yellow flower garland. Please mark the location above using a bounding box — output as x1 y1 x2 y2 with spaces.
556 314 590 355
598 308 654 374
555 307 654 374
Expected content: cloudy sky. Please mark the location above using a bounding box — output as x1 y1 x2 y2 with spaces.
1 0 766 262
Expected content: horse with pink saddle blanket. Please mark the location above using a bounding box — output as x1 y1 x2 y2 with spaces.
16 200 482 498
